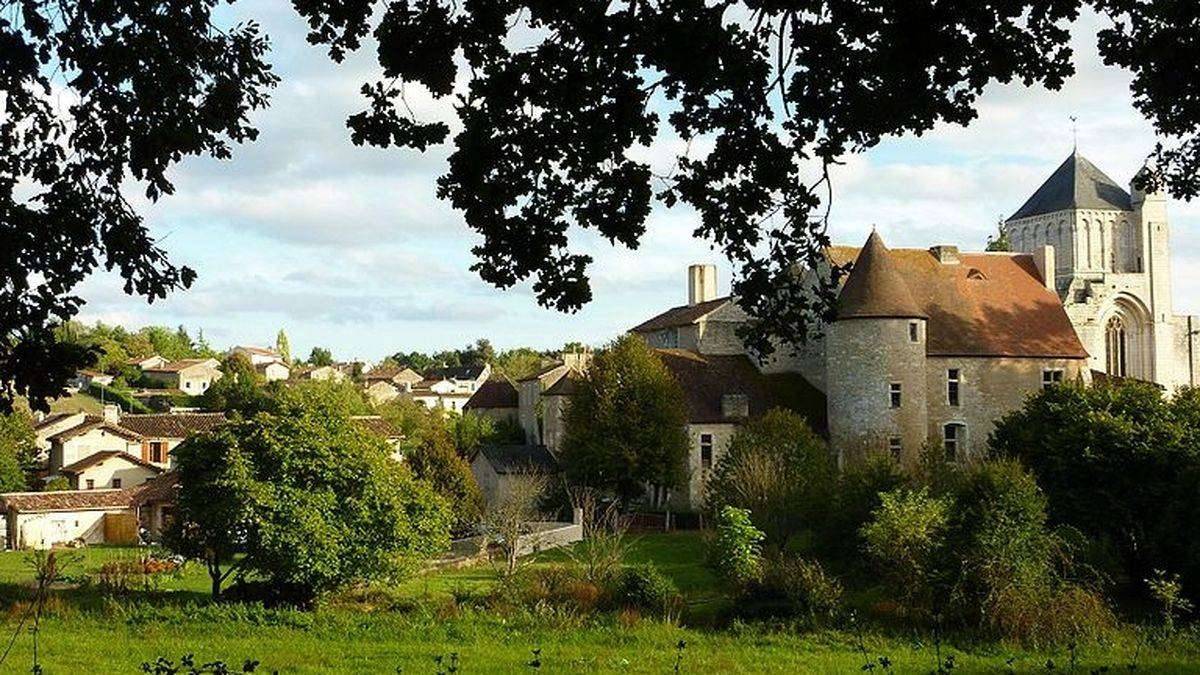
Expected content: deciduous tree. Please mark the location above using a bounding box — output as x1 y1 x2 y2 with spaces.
559 335 689 504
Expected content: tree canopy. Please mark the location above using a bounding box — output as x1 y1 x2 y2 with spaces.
2 0 277 411
7 1 1200 409
289 0 1200 361
559 335 689 503
169 382 452 602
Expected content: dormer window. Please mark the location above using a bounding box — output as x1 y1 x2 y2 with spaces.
966 268 987 281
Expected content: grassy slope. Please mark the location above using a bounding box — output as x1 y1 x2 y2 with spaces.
0 538 1194 673
47 391 104 414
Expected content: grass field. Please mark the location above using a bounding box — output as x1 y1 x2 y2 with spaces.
0 535 1194 673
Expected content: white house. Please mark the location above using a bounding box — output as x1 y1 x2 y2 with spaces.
142 358 223 394
46 415 142 473
0 490 138 549
59 451 162 490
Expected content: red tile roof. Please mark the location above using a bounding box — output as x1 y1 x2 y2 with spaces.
59 451 163 476
351 416 402 439
131 471 180 506
630 296 732 333
654 349 827 433
465 380 519 410
836 231 926 320
0 489 133 513
117 412 227 440
47 417 143 444
144 358 218 373
826 244 1088 359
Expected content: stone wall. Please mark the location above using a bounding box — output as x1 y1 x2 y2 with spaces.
924 356 1090 460
671 422 737 511
826 318 928 466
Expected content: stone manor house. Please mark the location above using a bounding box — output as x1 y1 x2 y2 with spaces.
626 151 1200 508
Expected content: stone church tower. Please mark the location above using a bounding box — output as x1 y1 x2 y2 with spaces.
1004 151 1200 388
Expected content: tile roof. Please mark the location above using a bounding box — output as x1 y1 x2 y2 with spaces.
475 445 559 475
47 417 143 444
351 416 402 439
1009 152 1132 221
0 489 133 513
59 451 163 476
130 470 180 506
144 358 218 373
116 412 227 439
34 412 77 431
654 349 828 432
465 380 519 410
517 361 566 383
629 296 732 333
543 372 581 397
826 244 1088 359
427 364 488 381
836 231 926 321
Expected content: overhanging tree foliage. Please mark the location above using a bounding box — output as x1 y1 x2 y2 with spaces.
7 1 1200 409
1 0 277 411
290 0 1200 360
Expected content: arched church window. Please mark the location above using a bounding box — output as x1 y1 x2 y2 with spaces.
1105 316 1127 377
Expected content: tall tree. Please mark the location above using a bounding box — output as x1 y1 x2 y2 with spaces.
289 0 1200 361
276 329 292 365
2 0 277 411
559 335 689 503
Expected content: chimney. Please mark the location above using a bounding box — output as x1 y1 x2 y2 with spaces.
721 393 749 420
929 245 960 265
687 264 718 306
1033 244 1055 292
102 404 121 423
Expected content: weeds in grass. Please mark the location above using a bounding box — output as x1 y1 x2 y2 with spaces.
140 653 259 674
1146 570 1192 634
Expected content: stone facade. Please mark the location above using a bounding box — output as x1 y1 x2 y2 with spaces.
1004 153 1200 389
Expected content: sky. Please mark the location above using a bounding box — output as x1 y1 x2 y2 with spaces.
74 4 1200 363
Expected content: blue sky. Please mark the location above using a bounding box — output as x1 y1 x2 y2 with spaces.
75 5 1200 363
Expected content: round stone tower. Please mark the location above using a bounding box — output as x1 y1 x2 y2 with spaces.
826 231 928 467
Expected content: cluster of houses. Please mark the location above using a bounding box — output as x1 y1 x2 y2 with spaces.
8 151 1195 550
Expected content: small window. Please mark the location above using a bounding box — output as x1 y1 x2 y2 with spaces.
944 423 965 461
700 434 714 470
111 478 121 489
85 479 95 490
1042 369 1064 390
947 369 961 407
888 436 902 462
149 441 167 464
908 322 919 343
889 383 902 409
184 381 191 390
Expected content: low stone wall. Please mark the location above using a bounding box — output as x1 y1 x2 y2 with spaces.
432 520 583 569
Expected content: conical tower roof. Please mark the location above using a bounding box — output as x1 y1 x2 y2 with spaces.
836 231 926 321
1008 151 1132 221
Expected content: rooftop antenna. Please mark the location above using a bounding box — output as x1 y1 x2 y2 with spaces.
1070 115 1078 153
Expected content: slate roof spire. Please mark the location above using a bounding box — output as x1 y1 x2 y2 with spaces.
1008 152 1132 221
836 231 926 321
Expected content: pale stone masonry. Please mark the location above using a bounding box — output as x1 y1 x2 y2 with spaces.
1004 152 1200 389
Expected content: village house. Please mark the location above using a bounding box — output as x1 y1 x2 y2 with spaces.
126 354 168 370
464 379 520 424
59 451 162 490
408 380 473 413
0 490 139 549
293 364 346 382
33 411 87 457
425 364 492 394
228 345 290 381
142 358 223 394
517 354 589 446
46 411 143 475
470 444 559 507
364 364 423 388
117 412 228 467
67 369 115 391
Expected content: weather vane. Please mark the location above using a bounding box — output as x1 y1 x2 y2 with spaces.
1070 115 1078 152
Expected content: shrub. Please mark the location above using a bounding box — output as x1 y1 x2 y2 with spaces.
712 506 765 585
823 453 905 565
756 555 843 625
1148 569 1194 633
615 563 680 617
704 408 834 545
860 487 951 616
